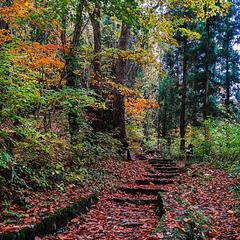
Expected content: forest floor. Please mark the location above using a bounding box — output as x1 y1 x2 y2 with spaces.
0 157 239 240
42 158 239 240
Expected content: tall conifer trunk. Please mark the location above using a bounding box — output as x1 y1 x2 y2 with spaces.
203 19 210 120
225 17 230 109
180 39 187 152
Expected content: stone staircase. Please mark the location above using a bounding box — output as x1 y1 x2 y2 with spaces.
109 157 180 228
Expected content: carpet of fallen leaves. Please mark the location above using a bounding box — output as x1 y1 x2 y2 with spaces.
44 160 160 240
1 158 239 240
44 160 239 240
162 164 240 240
0 185 92 234
0 160 123 234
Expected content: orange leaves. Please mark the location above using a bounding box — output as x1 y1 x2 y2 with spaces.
0 0 33 23
125 98 159 116
31 57 64 69
11 42 64 70
10 41 65 86
0 29 12 45
91 79 142 99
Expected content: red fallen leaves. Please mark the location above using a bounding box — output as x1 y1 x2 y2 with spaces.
1 159 239 239
44 160 161 240
0 185 93 234
162 164 240 239
0 159 141 235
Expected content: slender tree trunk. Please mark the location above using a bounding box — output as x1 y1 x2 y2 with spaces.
203 19 210 120
157 109 161 148
63 0 85 144
143 110 150 142
162 105 167 138
225 18 230 109
89 3 101 80
157 79 161 148
180 39 187 152
113 24 130 157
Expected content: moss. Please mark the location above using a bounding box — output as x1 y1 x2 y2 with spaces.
0 194 98 240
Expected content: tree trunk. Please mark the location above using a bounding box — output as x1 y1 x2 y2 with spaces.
225 18 230 110
63 0 85 144
89 3 107 132
203 19 210 120
180 39 187 152
162 105 167 138
89 3 101 80
113 24 130 157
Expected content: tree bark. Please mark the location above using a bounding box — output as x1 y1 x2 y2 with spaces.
89 3 101 80
88 2 108 132
63 0 85 144
113 24 130 157
180 39 187 152
225 17 230 109
203 19 210 120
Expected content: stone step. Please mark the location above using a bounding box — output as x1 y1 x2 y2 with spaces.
135 179 174 185
157 170 179 174
154 167 179 171
144 174 178 179
146 169 157 174
111 197 158 205
150 163 177 167
149 158 174 161
119 187 166 195
136 154 148 160
149 160 175 164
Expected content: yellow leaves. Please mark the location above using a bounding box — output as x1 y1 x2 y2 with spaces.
178 28 201 41
11 42 64 70
100 48 157 66
125 97 159 116
179 0 231 21
176 223 186 233
31 57 64 69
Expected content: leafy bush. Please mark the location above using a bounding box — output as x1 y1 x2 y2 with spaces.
74 132 121 166
186 118 240 164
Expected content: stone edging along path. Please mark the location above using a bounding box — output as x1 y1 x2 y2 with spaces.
0 194 98 240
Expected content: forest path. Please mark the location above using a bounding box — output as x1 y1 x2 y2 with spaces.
43 157 179 240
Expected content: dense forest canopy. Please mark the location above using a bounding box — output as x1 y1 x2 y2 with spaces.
0 0 240 239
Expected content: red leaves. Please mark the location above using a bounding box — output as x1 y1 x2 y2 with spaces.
43 160 160 240
162 165 239 239
1 160 238 239
0 186 92 234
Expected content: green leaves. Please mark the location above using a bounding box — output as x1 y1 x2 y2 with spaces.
0 151 11 169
